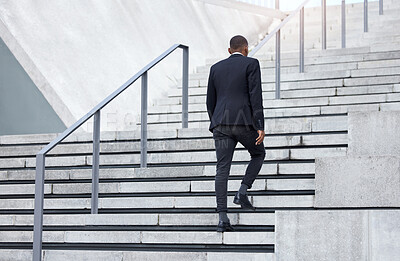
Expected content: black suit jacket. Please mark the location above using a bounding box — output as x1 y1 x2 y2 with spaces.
206 54 264 132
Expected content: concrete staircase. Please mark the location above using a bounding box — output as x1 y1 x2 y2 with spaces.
1 1 400 260
258 0 400 53
0 127 316 260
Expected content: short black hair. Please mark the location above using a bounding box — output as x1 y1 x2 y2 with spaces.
230 35 248 50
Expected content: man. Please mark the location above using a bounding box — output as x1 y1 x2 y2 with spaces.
206 35 266 232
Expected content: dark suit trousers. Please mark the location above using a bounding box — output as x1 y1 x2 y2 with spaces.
212 124 266 212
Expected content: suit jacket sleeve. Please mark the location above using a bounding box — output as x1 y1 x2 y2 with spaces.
247 59 265 130
206 67 216 121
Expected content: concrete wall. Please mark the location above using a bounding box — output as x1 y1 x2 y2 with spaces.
275 210 400 261
348 111 400 156
0 36 66 135
0 0 278 133
316 111 400 208
301 111 400 258
315 156 400 208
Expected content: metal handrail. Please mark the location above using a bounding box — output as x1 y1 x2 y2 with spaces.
249 0 311 56
248 0 311 99
249 0 384 99
32 43 189 261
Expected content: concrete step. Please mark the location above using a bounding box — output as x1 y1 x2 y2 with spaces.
188 62 359 83
283 35 400 50
351 66 400 77
278 25 400 42
161 83 399 107
263 18 400 35
83 147 345 165
380 101 400 111
180 71 400 91
273 66 398 84
284 15 400 31
179 102 380 120
190 57 400 82
258 36 400 54
204 47 369 66
198 50 400 73
148 114 346 135
0 213 275 226
0 195 315 210
143 115 349 133
0 133 348 157
297 5 399 20
0 162 316 182
170 81 399 100
358 59 400 69
0 146 335 168
0 249 275 261
0 178 315 195
253 26 400 56
182 69 350 88
0 129 177 145
155 89 400 115
149 92 400 116
283 16 400 29
0 230 275 245
344 75 400 87
284 84 398 99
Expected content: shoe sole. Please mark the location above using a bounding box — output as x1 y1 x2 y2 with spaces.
216 227 225 232
216 227 235 232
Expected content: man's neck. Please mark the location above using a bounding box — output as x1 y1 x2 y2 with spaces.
231 51 244 56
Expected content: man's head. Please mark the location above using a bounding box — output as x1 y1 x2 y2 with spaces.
228 35 249 56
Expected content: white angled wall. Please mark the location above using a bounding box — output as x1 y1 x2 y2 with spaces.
236 0 274 8
0 0 276 133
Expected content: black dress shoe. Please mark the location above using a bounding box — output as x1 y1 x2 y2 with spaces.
233 192 256 210
216 221 235 232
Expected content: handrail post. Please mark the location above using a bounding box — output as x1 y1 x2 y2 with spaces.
275 0 281 99
31 43 187 261
32 153 46 261
140 72 148 168
182 47 189 128
276 33 281 99
379 0 383 15
91 110 100 214
322 0 327 49
299 7 305 73
342 0 346 48
364 0 368 32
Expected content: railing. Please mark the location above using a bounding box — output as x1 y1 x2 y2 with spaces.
248 0 384 99
32 44 189 261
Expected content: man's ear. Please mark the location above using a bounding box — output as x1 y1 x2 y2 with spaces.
244 46 249 56
228 48 232 54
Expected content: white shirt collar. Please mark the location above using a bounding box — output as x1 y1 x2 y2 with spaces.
231 52 244 56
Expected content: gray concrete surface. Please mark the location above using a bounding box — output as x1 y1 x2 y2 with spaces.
315 156 400 207
0 195 314 210
348 111 400 156
2 212 275 227
275 210 400 261
0 178 313 195
30 250 274 261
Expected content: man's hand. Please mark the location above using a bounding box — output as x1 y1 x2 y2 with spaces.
255 130 265 145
